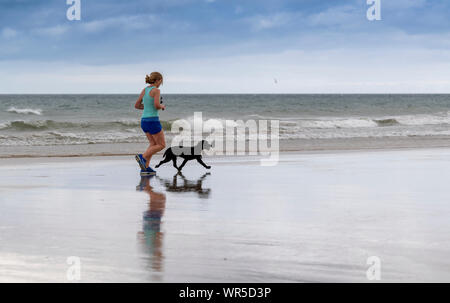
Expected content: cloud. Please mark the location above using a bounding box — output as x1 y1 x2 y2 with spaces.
307 5 360 27
80 15 158 33
3 43 450 94
245 12 296 31
1 27 18 38
2 0 450 93
383 0 427 9
32 25 69 36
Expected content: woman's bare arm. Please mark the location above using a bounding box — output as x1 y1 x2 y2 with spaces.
134 89 145 110
152 88 165 110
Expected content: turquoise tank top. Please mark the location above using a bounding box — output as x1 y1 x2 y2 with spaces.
142 86 159 118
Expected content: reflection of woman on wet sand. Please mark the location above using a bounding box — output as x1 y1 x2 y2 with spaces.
136 176 166 272
135 173 210 275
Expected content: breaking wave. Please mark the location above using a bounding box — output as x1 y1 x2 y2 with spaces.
1 112 449 146
0 119 173 131
6 107 42 115
294 113 449 130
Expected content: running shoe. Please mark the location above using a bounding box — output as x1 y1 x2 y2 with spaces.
140 166 156 176
135 154 146 170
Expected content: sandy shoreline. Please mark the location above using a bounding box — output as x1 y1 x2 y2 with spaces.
1 144 450 163
1 148 450 282
1 135 450 159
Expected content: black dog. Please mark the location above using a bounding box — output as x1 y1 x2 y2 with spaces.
155 140 212 171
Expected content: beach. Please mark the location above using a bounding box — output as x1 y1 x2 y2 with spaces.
1 148 450 282
2 0 450 289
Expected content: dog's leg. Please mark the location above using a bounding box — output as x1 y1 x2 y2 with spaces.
196 157 211 169
172 157 179 170
173 174 178 187
199 173 209 180
155 156 171 168
178 159 188 171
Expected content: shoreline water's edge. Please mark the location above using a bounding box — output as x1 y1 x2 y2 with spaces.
1 134 450 159
1 145 450 161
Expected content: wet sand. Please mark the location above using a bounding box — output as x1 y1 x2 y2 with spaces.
2 135 450 158
1 149 450 282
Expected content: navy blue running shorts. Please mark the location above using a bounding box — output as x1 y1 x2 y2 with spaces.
141 117 162 135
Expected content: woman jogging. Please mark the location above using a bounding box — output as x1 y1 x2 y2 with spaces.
134 72 166 176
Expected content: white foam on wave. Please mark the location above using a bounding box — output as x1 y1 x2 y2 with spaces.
1 126 450 146
298 118 377 129
279 112 450 131
279 128 450 140
115 119 140 126
0 122 11 130
0 131 146 146
173 115 240 130
2 111 449 146
395 113 450 126
6 107 42 115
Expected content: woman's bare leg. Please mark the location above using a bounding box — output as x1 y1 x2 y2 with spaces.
142 133 156 167
143 131 166 168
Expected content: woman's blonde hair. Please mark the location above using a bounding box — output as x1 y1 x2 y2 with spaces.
145 72 163 85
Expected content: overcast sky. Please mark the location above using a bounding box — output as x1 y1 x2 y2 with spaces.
1 0 450 93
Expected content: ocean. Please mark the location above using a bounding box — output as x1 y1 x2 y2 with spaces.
0 94 449 157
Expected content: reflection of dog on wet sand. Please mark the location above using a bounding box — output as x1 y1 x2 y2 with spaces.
157 172 211 198
155 140 212 172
